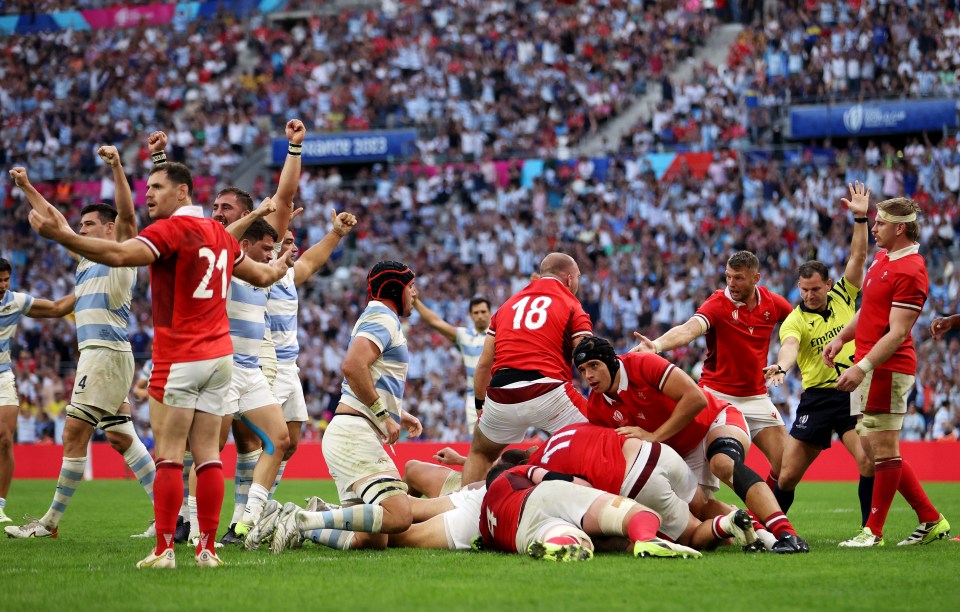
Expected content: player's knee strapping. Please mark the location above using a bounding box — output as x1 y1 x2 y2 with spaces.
597 496 648 536
359 477 409 505
706 437 763 500
65 403 100 427
98 414 137 438
240 415 275 455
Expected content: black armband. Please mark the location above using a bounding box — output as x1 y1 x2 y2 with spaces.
853 217 868 223
541 471 575 483
151 151 167 164
475 397 484 412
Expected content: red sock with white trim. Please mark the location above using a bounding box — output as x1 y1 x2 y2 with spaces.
195 460 225 555
546 535 582 547
765 470 779 491
762 511 797 539
153 460 184 554
627 510 661 542
866 457 902 538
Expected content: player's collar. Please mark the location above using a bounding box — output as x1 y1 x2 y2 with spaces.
886 243 920 261
171 204 204 218
723 286 760 308
799 296 832 321
602 358 629 404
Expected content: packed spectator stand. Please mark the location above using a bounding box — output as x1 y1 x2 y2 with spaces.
1 0 958 446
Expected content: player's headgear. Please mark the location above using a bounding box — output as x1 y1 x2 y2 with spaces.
367 260 415 313
573 336 620 377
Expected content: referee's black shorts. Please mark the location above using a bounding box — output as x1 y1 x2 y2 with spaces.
790 387 857 449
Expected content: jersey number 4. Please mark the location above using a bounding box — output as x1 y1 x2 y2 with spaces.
511 296 553 330
193 248 229 299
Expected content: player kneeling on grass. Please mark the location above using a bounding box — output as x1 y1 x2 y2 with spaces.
478 461 701 561
575 336 809 553
252 262 423 554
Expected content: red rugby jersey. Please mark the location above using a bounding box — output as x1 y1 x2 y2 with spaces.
855 246 927 375
487 277 592 382
694 286 792 396
136 206 244 364
583 353 726 456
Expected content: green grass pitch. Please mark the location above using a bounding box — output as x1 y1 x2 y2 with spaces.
1 479 957 611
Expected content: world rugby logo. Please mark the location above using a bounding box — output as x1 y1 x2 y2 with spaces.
843 105 864 133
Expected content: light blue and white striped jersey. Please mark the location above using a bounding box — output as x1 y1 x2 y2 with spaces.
74 257 135 352
267 268 299 365
455 325 486 392
0 290 33 374
340 301 409 431
227 278 270 369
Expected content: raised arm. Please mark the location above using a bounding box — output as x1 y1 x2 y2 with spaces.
265 119 306 237
293 209 357 286
226 197 277 241
147 131 168 165
631 316 706 354
232 249 293 288
98 145 138 241
841 181 870 288
413 295 458 342
28 206 156 267
25 294 76 319
9 167 72 231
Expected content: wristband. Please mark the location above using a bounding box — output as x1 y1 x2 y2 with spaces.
853 217 868 223
475 397 484 413
775 365 786 375
288 143 302 157
652 339 663 354
151 151 167 164
857 358 874 374
369 398 390 423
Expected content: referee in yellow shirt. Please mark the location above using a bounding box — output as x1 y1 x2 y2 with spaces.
764 182 874 526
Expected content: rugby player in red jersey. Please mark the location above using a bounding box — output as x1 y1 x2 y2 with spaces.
633 251 793 490
575 336 808 553
28 161 292 569
824 197 950 548
461 253 592 485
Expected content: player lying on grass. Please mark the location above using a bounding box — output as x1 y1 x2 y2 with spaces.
477 461 702 561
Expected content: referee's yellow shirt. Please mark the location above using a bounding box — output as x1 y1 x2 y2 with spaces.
780 276 860 390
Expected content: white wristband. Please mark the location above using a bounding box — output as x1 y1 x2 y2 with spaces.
857 358 874 374
653 340 663 354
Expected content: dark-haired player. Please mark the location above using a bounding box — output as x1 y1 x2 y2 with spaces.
461 252 591 485
576 336 808 553
269 261 423 553
7 154 155 538
27 160 292 568
414 295 492 436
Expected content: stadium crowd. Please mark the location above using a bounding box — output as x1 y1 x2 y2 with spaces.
0 0 714 184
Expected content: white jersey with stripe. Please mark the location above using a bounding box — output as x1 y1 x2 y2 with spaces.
227 277 269 369
267 268 299 365
0 290 34 374
455 325 486 392
74 257 135 352
340 301 409 431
